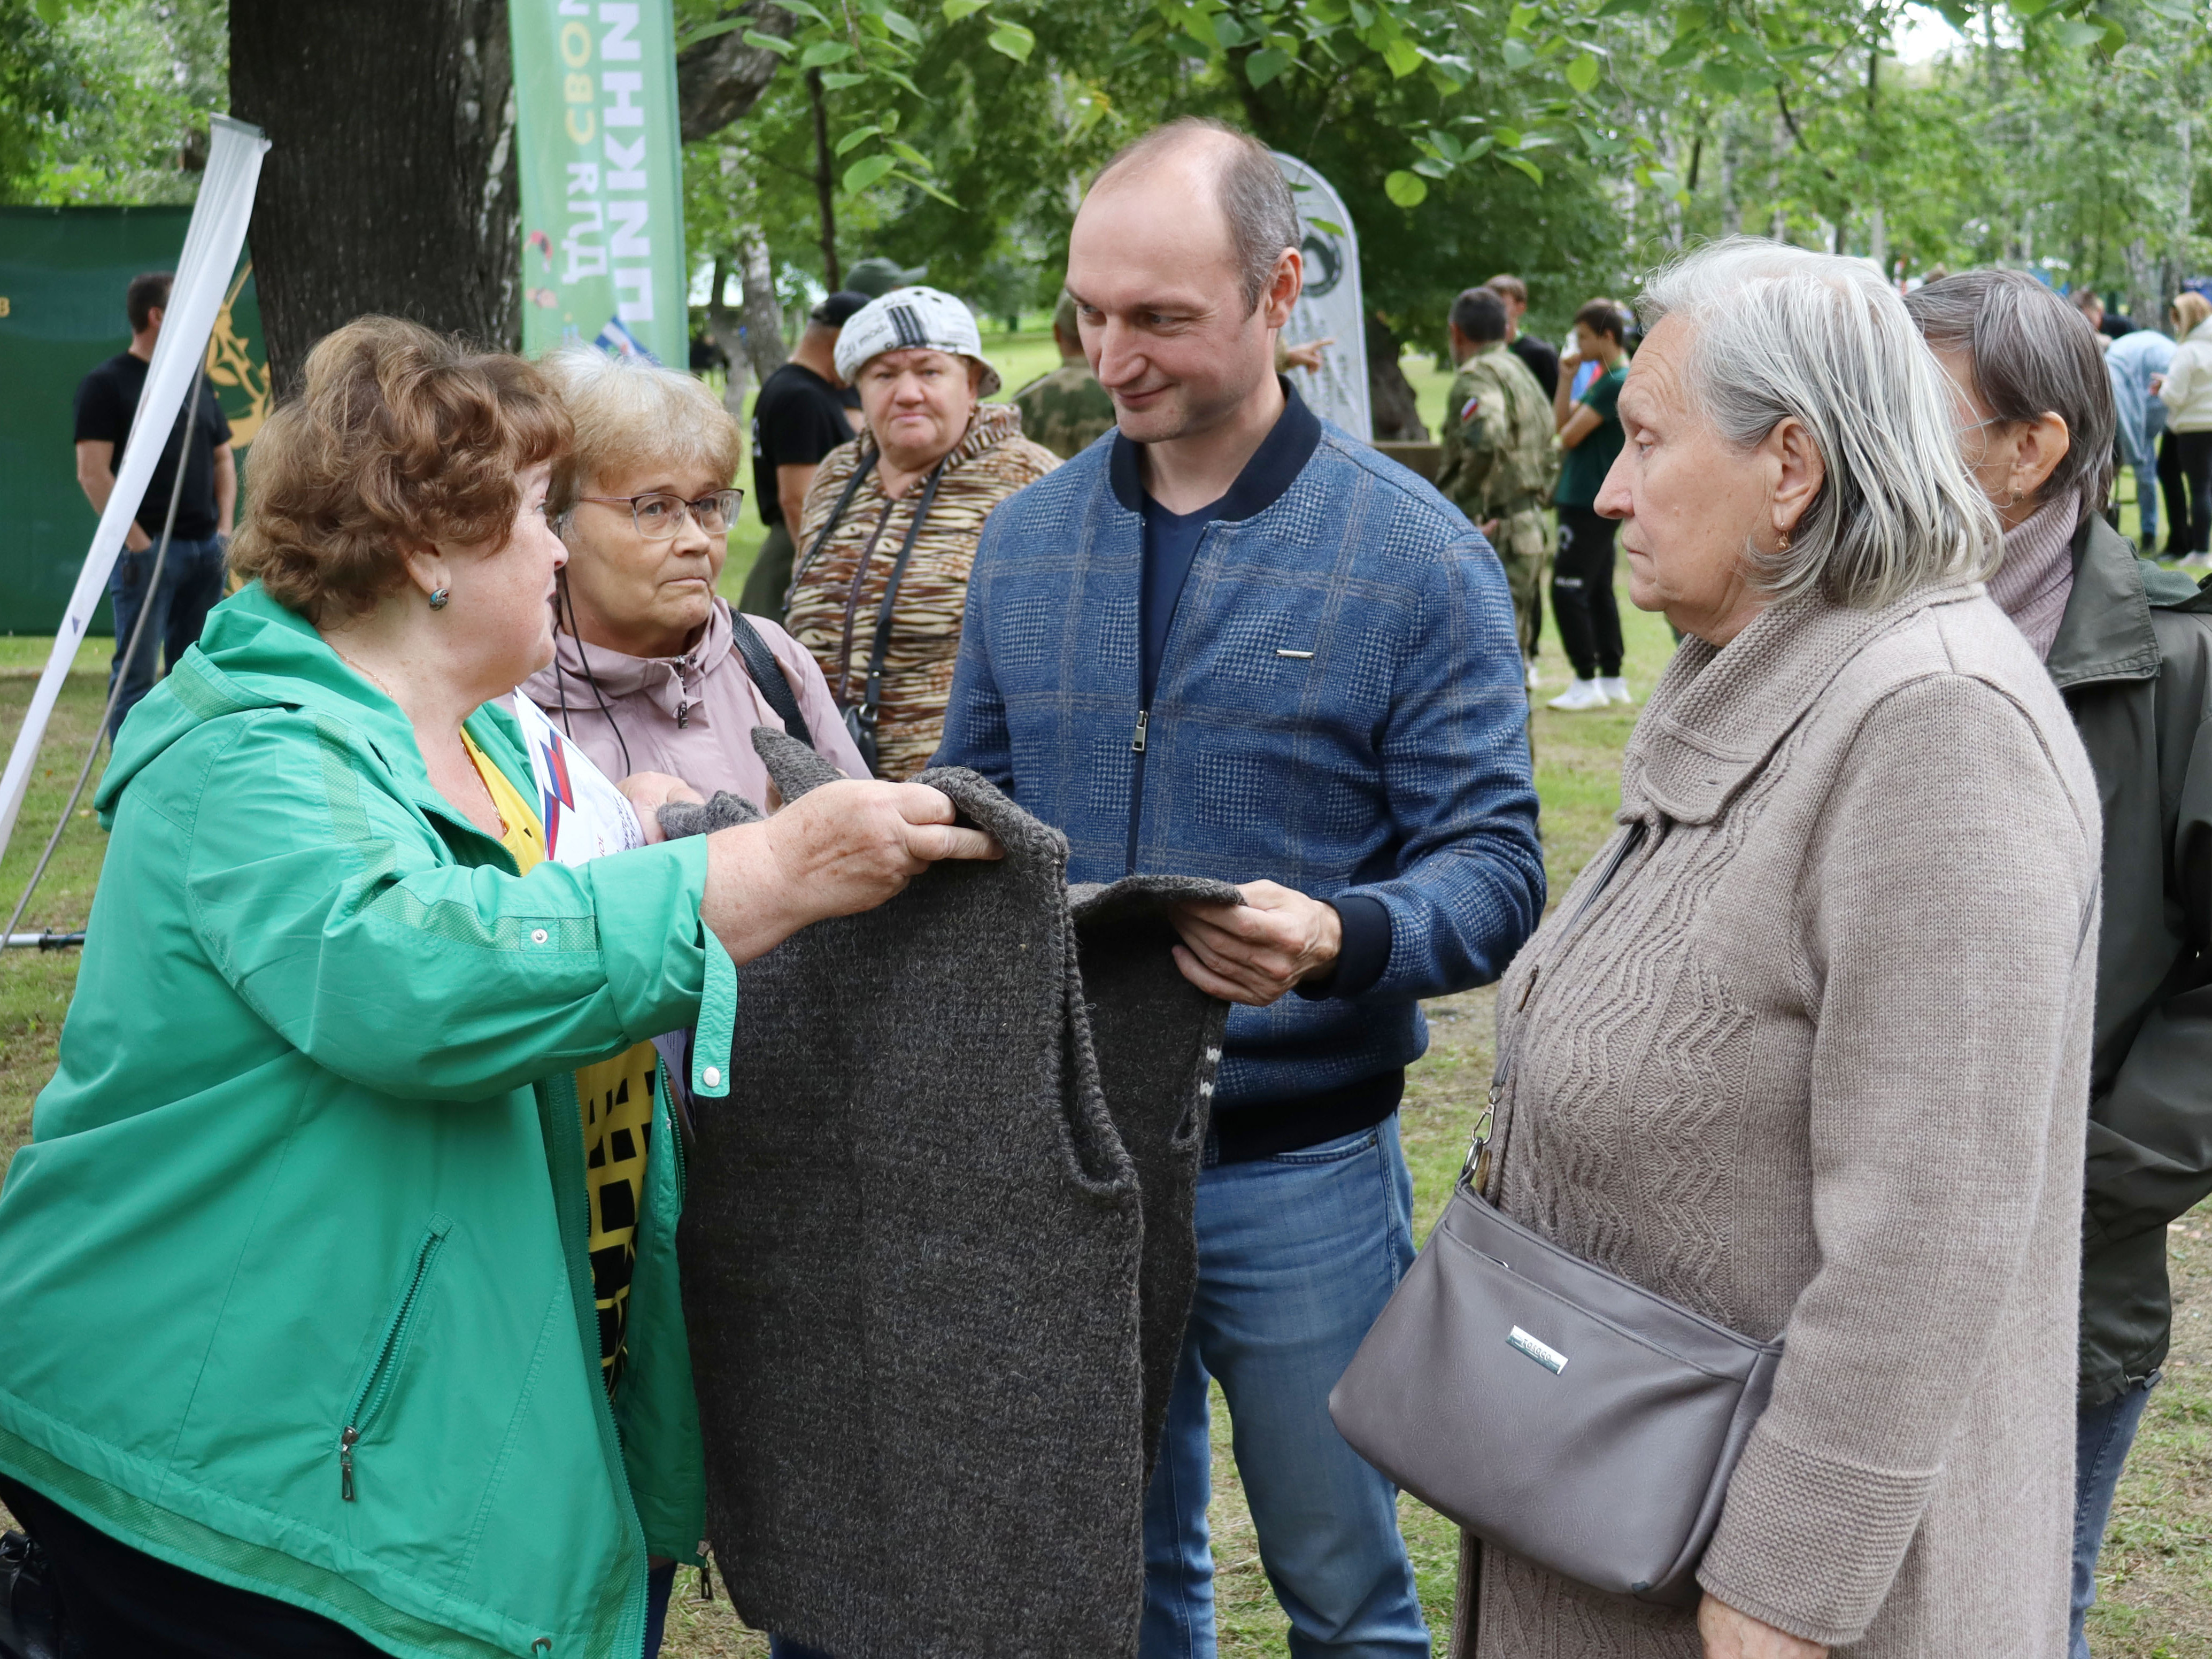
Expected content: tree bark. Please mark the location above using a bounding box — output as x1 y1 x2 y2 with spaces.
230 0 519 388
1366 312 1429 442
736 221 787 384
807 68 839 289
705 257 750 418
677 3 797 142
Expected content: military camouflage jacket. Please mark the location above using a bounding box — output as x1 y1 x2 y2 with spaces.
1013 360 1117 461
1435 342 1559 524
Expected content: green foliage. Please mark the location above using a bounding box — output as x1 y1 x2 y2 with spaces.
2 0 227 206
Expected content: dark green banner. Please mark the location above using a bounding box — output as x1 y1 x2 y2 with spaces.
0 206 268 635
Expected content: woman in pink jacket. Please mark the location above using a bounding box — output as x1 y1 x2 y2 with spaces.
522 347 870 802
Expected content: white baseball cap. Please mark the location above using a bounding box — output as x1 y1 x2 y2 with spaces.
833 285 1001 396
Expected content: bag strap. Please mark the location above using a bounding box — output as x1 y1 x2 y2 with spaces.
784 446 879 611
850 460 946 751
727 611 815 750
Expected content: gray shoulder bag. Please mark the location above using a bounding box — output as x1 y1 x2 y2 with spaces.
1328 822 1783 1609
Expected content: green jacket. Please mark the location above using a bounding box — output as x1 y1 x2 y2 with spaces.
0 584 729 1657
2059 518 2212 1406
1433 341 1558 525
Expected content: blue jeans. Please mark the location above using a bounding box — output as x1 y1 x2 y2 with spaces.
1140 1117 1430 1659
106 532 226 738
2072 1375 2157 1659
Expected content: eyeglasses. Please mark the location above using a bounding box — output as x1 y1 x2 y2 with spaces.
575 489 745 539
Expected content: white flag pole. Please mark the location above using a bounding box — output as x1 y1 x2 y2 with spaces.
0 114 270 862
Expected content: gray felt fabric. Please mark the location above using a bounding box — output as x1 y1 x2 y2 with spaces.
674 728 1231 1658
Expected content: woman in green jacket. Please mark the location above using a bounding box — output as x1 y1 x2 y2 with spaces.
0 318 994 1659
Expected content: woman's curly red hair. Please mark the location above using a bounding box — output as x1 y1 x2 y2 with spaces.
228 317 573 621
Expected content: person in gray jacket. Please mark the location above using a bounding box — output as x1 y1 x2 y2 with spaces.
1909 267 2212 1659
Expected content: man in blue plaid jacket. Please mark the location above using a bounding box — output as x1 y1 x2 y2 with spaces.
936 120 1544 1658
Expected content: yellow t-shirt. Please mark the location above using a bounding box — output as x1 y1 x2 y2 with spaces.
462 729 658 1395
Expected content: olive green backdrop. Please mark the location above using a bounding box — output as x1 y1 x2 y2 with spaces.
0 207 268 635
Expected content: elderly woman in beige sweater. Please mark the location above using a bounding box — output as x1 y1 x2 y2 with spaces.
1455 240 2100 1657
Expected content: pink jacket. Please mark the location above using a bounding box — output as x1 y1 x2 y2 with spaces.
519 598 868 806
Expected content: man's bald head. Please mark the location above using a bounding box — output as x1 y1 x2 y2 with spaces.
1089 118 1300 315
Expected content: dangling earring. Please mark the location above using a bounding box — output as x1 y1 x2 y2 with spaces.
1776 530 1793 553
428 588 451 611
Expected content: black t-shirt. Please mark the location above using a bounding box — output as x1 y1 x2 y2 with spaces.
1509 333 1561 400
752 363 858 529
72 351 232 541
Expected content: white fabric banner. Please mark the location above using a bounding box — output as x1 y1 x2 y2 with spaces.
0 113 270 860
1271 152 1371 441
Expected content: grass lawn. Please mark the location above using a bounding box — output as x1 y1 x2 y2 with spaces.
3 522 2208 1652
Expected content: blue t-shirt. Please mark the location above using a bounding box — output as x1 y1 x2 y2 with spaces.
1140 494 1221 704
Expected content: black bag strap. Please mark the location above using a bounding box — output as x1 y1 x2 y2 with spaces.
850 460 946 754
784 447 879 611
727 610 814 750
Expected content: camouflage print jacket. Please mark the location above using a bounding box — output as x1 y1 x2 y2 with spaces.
1434 341 1559 525
787 402 1060 780
1012 360 1117 461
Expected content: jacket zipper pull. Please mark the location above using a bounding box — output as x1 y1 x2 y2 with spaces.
1130 709 1149 754
339 1426 359 1501
698 1542 715 1600
676 700 690 730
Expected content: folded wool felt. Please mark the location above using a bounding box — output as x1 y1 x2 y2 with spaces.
671 727 1233 1659
656 789 764 838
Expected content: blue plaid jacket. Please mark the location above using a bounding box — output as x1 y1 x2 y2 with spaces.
935 390 1544 1113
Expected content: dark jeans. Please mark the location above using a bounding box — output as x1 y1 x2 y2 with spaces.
106 532 227 738
2071 1376 2157 1658
770 1638 837 1657
0 1475 385 1657
1552 505 1623 680
2169 431 2212 555
739 519 798 624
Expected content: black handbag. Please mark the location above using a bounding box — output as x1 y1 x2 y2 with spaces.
1328 821 1783 1608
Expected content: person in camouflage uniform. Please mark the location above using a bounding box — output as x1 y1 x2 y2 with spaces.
1013 290 1119 460
1435 285 1559 677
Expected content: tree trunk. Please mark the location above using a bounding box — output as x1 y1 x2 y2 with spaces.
677 3 797 142
705 257 750 418
1366 312 1428 442
807 68 839 289
230 0 519 388
736 221 787 384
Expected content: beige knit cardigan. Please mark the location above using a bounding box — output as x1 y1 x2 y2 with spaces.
1453 580 2101 1657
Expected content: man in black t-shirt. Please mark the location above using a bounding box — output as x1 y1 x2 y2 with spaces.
738 290 869 621
1484 272 1562 399
73 271 235 737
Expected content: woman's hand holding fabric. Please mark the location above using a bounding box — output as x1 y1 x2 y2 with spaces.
1698 1595 1828 1659
617 771 704 845
699 779 1000 963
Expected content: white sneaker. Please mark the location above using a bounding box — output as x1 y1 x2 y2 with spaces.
1547 678 1609 711
1526 662 1542 689
2183 553 2212 573
1600 676 1633 705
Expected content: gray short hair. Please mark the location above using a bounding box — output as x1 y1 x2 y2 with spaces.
1638 238 2000 609
1904 268 2117 527
1093 118 1299 314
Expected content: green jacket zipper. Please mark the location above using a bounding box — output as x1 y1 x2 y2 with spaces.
339 1216 452 1501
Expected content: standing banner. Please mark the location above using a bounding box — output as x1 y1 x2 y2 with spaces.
510 0 689 366
0 113 269 862
1271 153 1371 441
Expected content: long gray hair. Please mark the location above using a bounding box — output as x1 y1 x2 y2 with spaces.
1638 239 2000 608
